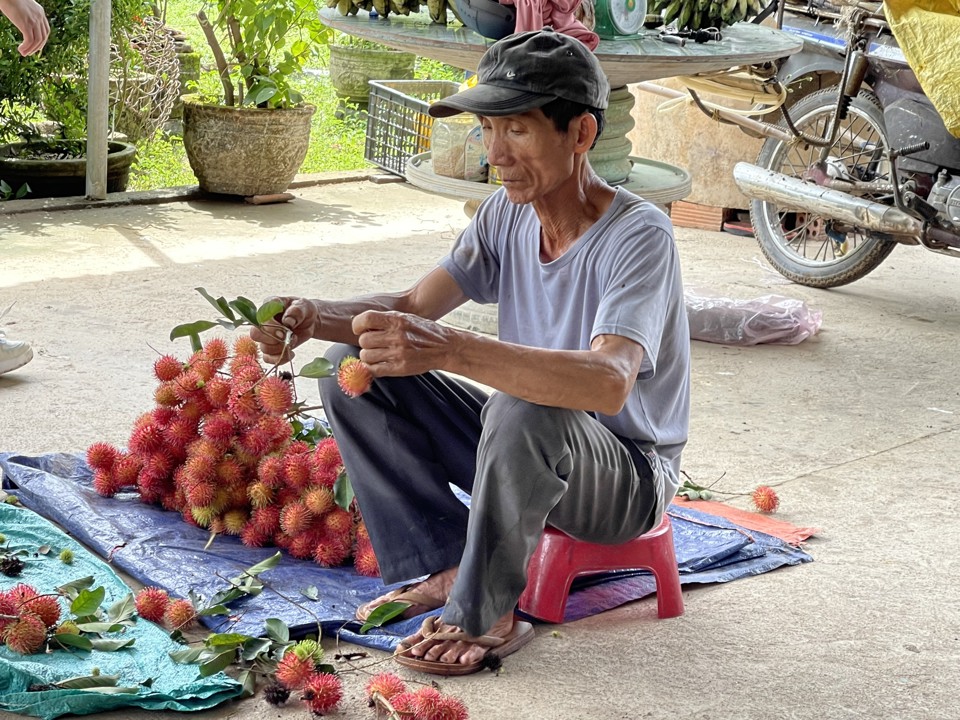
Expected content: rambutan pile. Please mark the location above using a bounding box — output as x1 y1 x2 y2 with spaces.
87 337 378 576
0 583 62 654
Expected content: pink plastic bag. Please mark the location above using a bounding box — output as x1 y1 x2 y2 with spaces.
685 291 823 346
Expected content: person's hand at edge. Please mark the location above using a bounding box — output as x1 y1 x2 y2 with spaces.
249 296 320 365
0 0 50 57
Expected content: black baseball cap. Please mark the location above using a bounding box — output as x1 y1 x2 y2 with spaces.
428 28 610 118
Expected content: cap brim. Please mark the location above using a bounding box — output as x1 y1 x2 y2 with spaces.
428 84 554 118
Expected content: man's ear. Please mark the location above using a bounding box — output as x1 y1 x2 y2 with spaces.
571 113 598 154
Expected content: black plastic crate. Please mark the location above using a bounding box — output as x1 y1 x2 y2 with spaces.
365 80 461 175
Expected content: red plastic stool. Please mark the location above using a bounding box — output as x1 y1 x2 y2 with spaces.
518 515 684 623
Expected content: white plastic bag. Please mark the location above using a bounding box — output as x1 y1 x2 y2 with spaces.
685 290 823 346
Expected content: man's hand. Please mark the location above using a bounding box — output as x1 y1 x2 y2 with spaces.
353 310 453 377
0 0 50 56
249 297 320 364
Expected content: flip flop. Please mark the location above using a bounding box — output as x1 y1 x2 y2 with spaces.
394 615 535 676
355 582 446 623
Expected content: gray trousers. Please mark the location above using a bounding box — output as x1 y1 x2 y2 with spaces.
320 344 661 636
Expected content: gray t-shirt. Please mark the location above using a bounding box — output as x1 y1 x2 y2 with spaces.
439 186 690 501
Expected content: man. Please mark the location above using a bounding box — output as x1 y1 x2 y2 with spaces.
0 0 48 376
252 27 690 675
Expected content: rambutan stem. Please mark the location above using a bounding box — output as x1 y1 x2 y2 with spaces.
372 692 406 720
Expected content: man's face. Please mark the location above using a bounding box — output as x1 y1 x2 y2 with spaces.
478 109 577 204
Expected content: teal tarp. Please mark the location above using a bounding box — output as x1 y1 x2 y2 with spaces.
0 503 242 720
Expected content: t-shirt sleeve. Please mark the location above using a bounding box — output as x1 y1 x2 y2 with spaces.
438 195 504 304
592 221 681 379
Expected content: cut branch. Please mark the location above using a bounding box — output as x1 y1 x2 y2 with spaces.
197 11 234 106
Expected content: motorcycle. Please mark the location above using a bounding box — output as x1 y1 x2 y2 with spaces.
729 1 960 287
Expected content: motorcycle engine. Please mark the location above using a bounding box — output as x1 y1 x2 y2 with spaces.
928 171 960 226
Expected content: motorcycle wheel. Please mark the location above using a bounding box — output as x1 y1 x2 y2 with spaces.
751 89 896 288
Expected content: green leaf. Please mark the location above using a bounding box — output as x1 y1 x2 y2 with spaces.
264 618 289 644
359 601 411 634
228 297 260 326
195 287 236 321
53 633 93 650
256 300 285 326
300 586 319 601
206 633 251 648
333 470 354 511
169 647 206 664
107 593 136 623
198 604 231 617
297 357 334 379
169 320 218 342
235 551 282 580
240 637 273 661
57 576 94 598
89 637 136 651
71 586 105 616
74 622 125 634
199 648 236 677
238 669 257 698
54 674 120 689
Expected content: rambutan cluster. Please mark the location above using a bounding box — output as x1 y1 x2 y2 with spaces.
0 583 62 654
270 639 343 715
365 673 469 720
133 586 197 630
87 336 379 576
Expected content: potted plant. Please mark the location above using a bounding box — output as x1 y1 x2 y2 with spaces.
0 0 144 199
181 0 331 197
328 31 416 113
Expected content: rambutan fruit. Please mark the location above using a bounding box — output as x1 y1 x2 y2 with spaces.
179 399 211 424
209 516 227 535
59 548 74 564
233 335 260 358
256 376 294 416
222 509 248 535
186 480 216 509
191 505 216 528
322 508 353 536
135 587 169 623
309 463 339 489
435 695 470 720
259 414 292 443
154 382 181 408
55 619 80 636
202 337 229 368
292 638 324 664
201 411 235 445
337 356 373 398
238 427 274 457
252 506 282 536
240 523 270 548
288 533 318 560
205 378 231 408
228 388 262 427
263 680 291 706
164 598 196 630
280 502 313 535
216 457 246 486
300 672 343 715
6 583 37 605
4 612 47 654
129 422 164 454
184 453 217 484
92 469 121 497
275 651 315 690
248 482 274 509
303 487 334 517
172 369 205 403
751 485 780 514
365 672 406 704
113 453 143 487
0 593 15 635
355 520 370 544
313 437 342 471
283 454 312 491
86 442 119 472
164 417 200 453
273 531 294 550
390 692 417 715
313 537 350 568
142 450 176 479
18 594 61 628
151 407 177 428
353 543 380 578
154 354 184 382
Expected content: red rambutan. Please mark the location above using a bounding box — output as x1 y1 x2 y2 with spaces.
222 509 248 535
154 354 184 382
252 506 282 536
164 598 196 630
355 520 370 544
154 382 181 408
256 376 294 416
751 485 780 513
205 378 231 408
337 356 373 398
179 398 212 424
172 369 205 403
303 487 334 517
413 687 446 720
435 694 470 720
201 411 235 445
92 469 121 497
288 533 318 560
113 453 143 487
86 442 119 472
184 453 217 484
365 672 406 703
18 594 61 628
0 593 17 636
390 692 417 715
257 454 286 488
151 407 177 427
353 543 380 578
313 537 350 568
301 672 343 715
283 454 312 491
202 337 229 368
309 463 339 489
233 335 260 359
237 427 275 457
275 651 315 690
259 414 292 443
142 450 176 479
4 612 47 654
216 457 246 486
129 422 164 454
313 437 342 471
240 523 270 548
135 587 169 623
323 508 353 536
228 388 262 427
280 502 313 535
248 482 274 509
164 416 200 451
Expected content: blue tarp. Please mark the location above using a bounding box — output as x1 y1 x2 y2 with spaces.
0 452 812 653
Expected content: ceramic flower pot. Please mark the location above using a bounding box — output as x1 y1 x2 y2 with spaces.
328 44 417 106
0 140 136 199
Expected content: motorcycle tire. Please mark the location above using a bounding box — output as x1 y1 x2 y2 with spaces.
751 88 897 288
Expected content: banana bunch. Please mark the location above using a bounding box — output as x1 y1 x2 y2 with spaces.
650 0 767 31
325 0 455 21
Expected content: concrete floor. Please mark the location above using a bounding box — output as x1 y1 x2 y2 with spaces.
1 177 958 720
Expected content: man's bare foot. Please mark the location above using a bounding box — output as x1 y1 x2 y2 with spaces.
356 567 458 622
399 611 517 668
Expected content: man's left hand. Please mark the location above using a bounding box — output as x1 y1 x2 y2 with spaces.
353 310 453 377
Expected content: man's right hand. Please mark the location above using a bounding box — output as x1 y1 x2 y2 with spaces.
0 0 50 56
249 296 320 364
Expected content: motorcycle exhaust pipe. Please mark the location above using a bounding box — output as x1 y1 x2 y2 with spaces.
732 162 922 238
